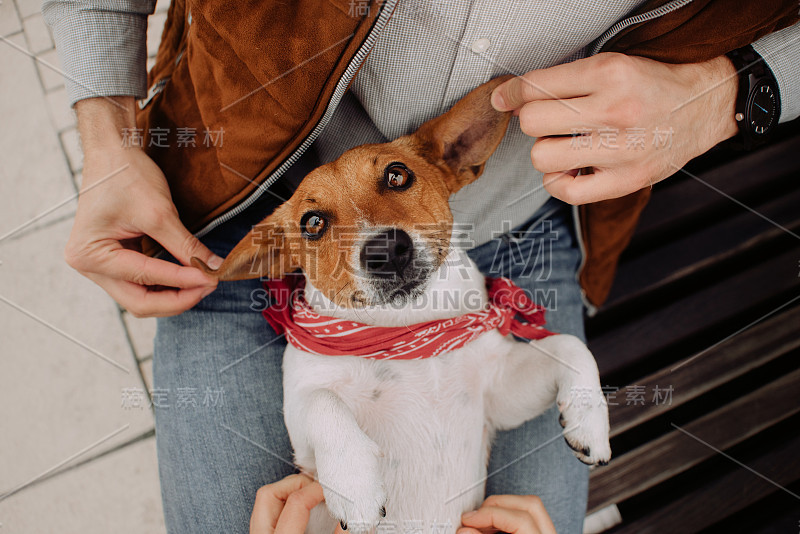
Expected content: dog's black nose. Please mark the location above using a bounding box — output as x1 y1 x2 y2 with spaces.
361 228 414 277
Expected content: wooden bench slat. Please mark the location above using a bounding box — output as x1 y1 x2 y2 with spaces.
606 304 800 437
629 134 800 249
585 121 800 531
604 190 800 309
590 249 800 378
588 366 800 513
609 427 800 533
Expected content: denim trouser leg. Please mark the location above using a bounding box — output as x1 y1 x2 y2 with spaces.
154 197 588 533
154 275 295 533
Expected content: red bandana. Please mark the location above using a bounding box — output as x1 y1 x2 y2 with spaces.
262 275 555 360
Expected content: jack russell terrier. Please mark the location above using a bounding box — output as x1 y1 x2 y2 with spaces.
194 76 610 533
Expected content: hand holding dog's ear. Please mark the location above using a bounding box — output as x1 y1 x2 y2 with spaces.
491 53 739 204
65 99 223 318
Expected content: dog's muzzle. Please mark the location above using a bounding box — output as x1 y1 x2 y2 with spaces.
360 228 414 278
358 228 433 304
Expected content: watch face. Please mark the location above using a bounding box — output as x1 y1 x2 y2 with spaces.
748 82 778 135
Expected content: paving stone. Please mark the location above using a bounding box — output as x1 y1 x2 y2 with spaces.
36 47 65 91
0 437 166 533
60 126 83 173
0 0 22 36
0 219 155 495
22 12 53 54
147 12 168 58
15 0 42 19
123 312 157 361
0 32 75 239
140 358 154 393
45 86 76 132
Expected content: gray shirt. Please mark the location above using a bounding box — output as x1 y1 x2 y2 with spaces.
44 0 800 246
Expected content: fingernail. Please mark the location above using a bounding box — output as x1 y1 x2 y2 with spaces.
462 511 477 520
491 91 505 111
207 255 223 269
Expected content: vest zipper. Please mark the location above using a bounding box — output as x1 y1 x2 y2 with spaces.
575 0 695 315
589 0 695 56
192 0 399 240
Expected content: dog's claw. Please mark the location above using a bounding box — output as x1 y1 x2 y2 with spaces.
564 436 590 457
558 413 566 428
380 506 386 517
340 520 347 531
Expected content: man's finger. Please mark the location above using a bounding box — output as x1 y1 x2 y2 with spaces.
273 481 325 534
543 167 642 205
250 475 318 534
492 61 592 111
461 506 540 534
517 98 602 138
89 274 214 317
147 211 224 269
530 136 635 175
89 248 218 289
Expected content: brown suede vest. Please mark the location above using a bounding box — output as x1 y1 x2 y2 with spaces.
137 0 799 307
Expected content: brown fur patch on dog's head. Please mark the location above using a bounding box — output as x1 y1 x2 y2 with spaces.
193 75 513 307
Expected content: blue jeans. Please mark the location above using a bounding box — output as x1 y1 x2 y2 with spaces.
153 194 589 533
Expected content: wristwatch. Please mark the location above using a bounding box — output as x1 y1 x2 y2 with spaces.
725 45 780 150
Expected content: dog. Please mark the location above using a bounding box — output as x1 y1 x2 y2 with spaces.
194 76 610 533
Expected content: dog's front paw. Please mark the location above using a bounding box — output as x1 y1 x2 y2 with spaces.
557 386 611 466
316 438 387 532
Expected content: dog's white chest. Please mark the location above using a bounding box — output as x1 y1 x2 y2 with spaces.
282 330 512 529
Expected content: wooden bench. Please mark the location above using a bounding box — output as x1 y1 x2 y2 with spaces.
584 117 800 533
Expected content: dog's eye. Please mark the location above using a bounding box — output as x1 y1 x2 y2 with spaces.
384 163 413 190
300 211 327 240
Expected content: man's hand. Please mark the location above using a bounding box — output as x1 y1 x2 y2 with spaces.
65 96 222 317
250 474 339 534
458 494 556 534
492 52 740 205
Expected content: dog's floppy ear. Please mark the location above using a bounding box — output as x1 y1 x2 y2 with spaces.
412 75 514 193
192 210 295 281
